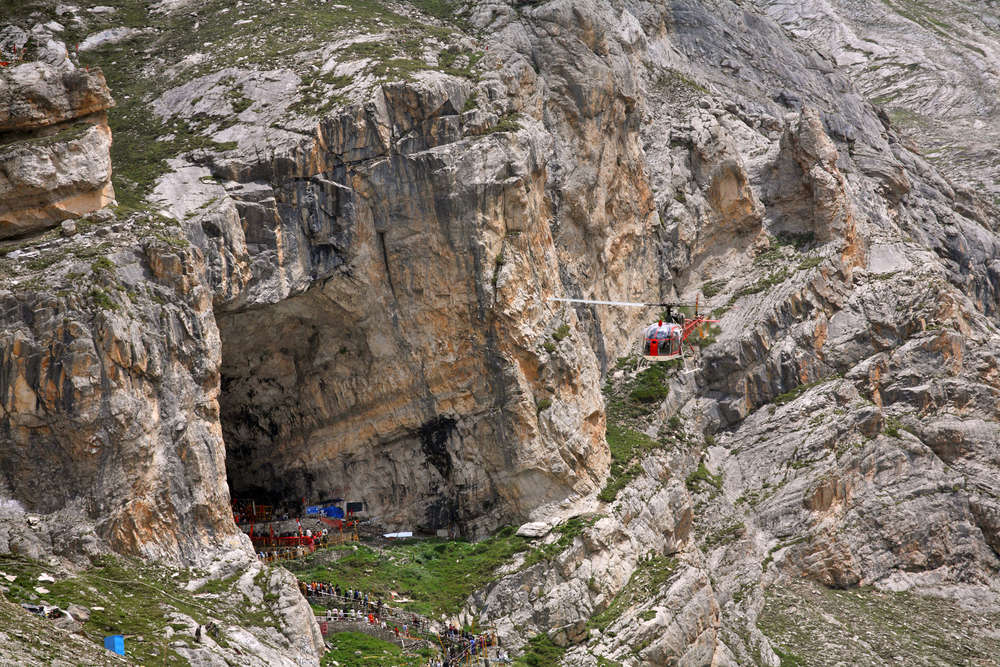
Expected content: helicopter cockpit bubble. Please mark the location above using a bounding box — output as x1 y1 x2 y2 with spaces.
643 321 682 358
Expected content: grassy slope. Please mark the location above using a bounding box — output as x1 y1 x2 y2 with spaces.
286 530 529 618
322 631 432 666
0 594 126 665
758 580 1000 666
0 554 278 665
5 0 476 214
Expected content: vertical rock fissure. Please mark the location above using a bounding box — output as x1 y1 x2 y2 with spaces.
377 230 396 299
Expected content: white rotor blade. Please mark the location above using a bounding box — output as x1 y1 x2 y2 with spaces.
547 297 655 308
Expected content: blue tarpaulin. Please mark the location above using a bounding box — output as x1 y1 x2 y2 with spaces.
104 635 124 655
306 504 344 519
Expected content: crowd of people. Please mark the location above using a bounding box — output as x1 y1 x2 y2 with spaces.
433 628 509 666
304 584 510 665
236 498 508 664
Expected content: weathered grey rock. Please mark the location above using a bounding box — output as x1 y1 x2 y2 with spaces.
0 57 115 238
516 522 550 538
78 27 146 52
0 235 243 565
1 0 1000 665
0 62 113 132
758 0 1000 198
59 219 76 236
0 121 114 238
66 603 90 622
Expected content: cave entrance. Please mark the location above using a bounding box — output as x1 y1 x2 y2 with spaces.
214 283 478 534
216 287 361 519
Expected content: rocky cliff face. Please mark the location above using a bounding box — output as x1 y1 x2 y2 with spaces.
1 0 1000 665
0 27 116 238
457 1 1000 664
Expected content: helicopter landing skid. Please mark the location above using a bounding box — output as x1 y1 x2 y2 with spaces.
641 354 682 363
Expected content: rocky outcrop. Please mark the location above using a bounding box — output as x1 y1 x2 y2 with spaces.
0 224 244 566
155 72 620 534
0 61 115 238
783 106 863 266
758 0 1000 196
145 0 666 533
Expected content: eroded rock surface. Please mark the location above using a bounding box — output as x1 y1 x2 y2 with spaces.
0 61 115 237
0 1 999 665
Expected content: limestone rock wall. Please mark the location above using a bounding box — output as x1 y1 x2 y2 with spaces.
183 70 636 533
0 61 115 237
456 1 1000 664
0 228 245 566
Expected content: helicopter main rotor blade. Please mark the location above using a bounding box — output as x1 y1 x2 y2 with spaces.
547 297 684 308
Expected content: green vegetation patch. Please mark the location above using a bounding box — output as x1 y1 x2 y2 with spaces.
322 631 426 666
598 424 666 502
735 269 790 299
797 255 823 270
513 633 567 667
702 521 745 549
438 47 484 78
588 555 678 631
685 460 722 493
701 278 727 298
89 288 117 311
758 579 1000 666
522 515 601 568
627 364 670 404
486 112 522 134
605 360 680 422
551 324 571 342
0 554 273 666
771 376 835 406
286 528 528 617
653 67 709 94
409 0 462 22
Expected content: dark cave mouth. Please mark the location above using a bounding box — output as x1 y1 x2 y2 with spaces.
212 284 486 534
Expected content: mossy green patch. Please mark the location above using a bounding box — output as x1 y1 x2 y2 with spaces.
90 288 117 311
588 555 678 631
513 633 567 667
598 424 666 502
701 278 727 298
605 360 680 422
685 460 722 493
322 631 425 666
771 376 834 406
522 515 600 568
486 112 522 134
627 364 670 404
734 269 790 300
286 529 528 617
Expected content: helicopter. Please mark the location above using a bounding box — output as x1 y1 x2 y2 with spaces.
547 295 719 362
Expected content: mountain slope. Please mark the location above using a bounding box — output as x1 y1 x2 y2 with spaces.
0 0 998 665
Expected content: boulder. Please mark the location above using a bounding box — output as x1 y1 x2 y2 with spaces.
516 522 551 538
